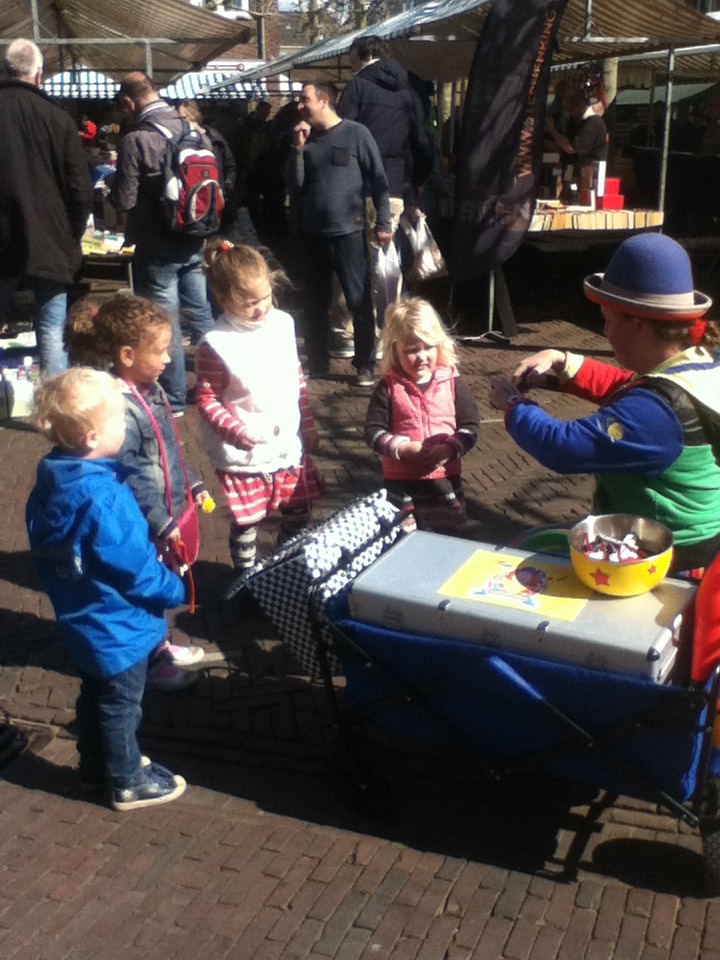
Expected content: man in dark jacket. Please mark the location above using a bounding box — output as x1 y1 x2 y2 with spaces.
0 39 92 373
111 72 216 414
556 94 609 166
335 36 435 350
338 36 434 229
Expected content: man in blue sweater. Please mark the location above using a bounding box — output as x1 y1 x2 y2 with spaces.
287 80 391 387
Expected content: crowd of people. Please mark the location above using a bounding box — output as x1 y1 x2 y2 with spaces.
3 38 720 814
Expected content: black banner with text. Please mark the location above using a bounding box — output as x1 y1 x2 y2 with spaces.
451 0 569 282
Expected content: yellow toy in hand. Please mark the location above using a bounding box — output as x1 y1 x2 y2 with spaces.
202 495 216 514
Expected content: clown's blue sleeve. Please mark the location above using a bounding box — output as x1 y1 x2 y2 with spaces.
505 389 684 475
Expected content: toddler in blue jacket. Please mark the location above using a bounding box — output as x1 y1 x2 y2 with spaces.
26 368 189 811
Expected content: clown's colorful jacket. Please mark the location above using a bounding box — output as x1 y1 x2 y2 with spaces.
505 347 720 560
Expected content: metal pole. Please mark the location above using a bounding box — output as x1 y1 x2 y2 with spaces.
646 73 656 146
145 41 153 80
657 45 675 223
29 0 41 42
583 0 593 39
251 5 267 61
488 270 495 335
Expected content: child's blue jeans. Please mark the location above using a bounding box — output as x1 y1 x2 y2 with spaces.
75 658 148 789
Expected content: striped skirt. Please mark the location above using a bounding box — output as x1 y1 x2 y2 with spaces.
217 456 324 525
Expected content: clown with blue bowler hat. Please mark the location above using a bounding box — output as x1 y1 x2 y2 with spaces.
489 232 720 575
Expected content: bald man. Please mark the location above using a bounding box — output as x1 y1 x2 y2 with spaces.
0 39 92 372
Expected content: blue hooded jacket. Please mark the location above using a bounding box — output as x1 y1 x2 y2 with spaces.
26 451 185 678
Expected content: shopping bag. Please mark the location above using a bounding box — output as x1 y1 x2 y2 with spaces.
375 240 404 328
376 240 403 303
400 213 448 282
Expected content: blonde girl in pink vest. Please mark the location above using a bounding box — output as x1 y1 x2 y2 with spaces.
364 297 480 535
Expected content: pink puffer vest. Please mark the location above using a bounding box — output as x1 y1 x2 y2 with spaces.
383 366 462 481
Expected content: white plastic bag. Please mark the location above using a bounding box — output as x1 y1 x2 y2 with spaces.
400 213 448 282
375 239 404 326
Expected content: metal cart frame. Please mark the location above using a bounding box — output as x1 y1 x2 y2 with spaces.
238 500 720 890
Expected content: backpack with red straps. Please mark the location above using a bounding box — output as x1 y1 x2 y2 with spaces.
146 118 224 237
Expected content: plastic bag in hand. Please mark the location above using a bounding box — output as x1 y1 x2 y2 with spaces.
400 214 448 282
375 239 404 327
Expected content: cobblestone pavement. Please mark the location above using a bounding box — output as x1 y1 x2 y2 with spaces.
1 280 720 959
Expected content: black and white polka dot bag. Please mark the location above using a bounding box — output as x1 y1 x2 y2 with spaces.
228 491 403 678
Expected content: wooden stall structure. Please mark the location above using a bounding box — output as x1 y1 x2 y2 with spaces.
213 0 720 230
202 1 720 335
0 0 255 86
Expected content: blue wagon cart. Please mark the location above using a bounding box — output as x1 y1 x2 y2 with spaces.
234 496 720 891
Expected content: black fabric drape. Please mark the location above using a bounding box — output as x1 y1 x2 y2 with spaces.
451 0 569 282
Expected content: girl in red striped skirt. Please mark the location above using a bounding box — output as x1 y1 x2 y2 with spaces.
196 239 323 572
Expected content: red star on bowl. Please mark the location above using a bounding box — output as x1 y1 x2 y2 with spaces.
591 568 611 587
647 564 656 574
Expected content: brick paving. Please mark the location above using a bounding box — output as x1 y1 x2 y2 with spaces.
1 271 719 958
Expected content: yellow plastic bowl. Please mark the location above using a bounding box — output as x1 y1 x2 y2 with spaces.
569 514 674 597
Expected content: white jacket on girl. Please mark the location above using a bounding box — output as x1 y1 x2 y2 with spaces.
198 309 304 474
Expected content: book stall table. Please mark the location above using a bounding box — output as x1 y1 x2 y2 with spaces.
526 202 664 250
467 212 663 341
80 235 135 293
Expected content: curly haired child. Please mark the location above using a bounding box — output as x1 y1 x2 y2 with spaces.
66 295 210 687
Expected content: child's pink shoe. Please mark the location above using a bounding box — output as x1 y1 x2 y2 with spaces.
146 660 198 691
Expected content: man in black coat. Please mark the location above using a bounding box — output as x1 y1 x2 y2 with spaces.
0 39 92 373
338 35 434 230
335 36 435 347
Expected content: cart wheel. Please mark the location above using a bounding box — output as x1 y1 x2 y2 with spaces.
701 822 720 895
328 739 396 820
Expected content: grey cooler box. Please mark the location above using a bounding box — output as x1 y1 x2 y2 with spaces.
347 531 696 682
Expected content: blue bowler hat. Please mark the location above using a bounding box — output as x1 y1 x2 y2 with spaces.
584 233 712 321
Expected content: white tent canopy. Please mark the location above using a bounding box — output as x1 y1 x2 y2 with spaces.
160 70 263 100
41 68 264 100
42 69 120 100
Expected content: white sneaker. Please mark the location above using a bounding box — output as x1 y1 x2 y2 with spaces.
354 366 375 388
166 643 205 666
330 335 355 358
112 763 187 811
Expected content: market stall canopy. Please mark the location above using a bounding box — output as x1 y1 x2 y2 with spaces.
616 81 717 105
215 0 720 89
42 69 119 99
0 0 255 86
613 43 720 81
40 67 265 100
161 70 264 100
